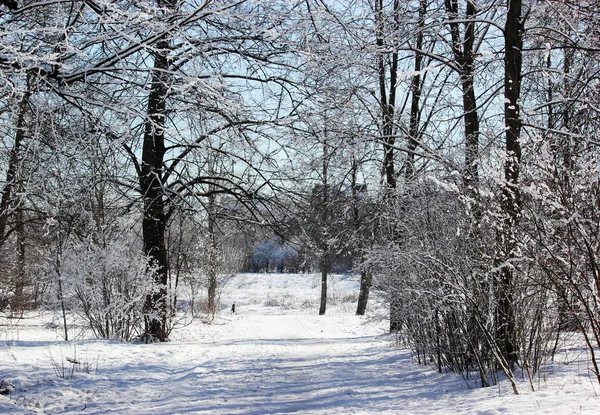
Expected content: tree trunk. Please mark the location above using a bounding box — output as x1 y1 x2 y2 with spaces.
0 78 31 247
376 0 403 332
351 151 372 316
377 0 398 198
356 269 372 315
207 273 218 318
319 253 329 315
445 0 488 381
56 255 68 342
495 0 523 370
141 33 171 342
206 192 218 320
389 0 426 330
318 140 330 316
404 0 426 180
11 206 26 316
445 0 480 194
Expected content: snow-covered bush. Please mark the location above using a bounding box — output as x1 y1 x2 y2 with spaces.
49 238 157 341
369 180 559 390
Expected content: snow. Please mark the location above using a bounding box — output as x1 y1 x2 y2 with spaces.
1 273 599 414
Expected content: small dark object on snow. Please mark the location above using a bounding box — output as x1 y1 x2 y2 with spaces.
66 357 81 365
0 379 14 395
231 303 235 313
1 0 18 11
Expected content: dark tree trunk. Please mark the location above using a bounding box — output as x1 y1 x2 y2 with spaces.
318 140 330 316
376 0 403 332
207 274 218 317
461 78 480 193
206 192 218 319
356 269 372 316
395 0 425 328
0 80 30 247
404 0 426 180
351 151 372 316
445 0 487 380
377 0 398 197
495 0 523 370
319 253 329 315
445 0 480 194
11 206 26 316
56 257 68 342
386 0 426 331
141 35 171 342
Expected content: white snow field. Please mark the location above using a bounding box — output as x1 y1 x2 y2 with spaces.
1 273 599 414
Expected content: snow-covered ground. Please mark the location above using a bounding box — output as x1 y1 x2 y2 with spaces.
1 273 599 414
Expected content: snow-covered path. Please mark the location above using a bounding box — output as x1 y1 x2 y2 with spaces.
78 314 411 414
2 273 599 414
2 311 598 414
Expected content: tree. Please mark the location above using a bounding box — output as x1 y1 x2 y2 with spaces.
292 109 353 315
494 0 524 372
0 75 32 315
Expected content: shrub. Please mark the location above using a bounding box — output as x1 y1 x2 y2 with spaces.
55 238 157 341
